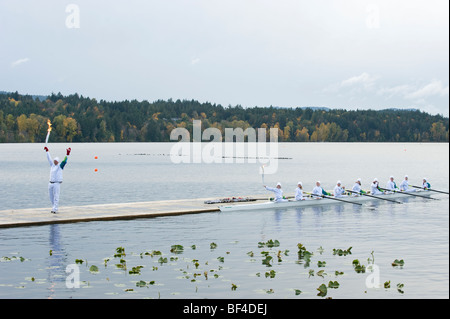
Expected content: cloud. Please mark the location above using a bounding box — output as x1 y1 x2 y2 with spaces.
376 79 449 116
191 58 201 65
340 72 378 89
322 72 379 94
405 80 449 100
11 58 30 68
320 74 448 115
378 80 449 100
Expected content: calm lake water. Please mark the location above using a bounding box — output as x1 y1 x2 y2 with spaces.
0 143 448 299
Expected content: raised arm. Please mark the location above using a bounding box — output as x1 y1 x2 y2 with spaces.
44 147 53 166
60 148 71 169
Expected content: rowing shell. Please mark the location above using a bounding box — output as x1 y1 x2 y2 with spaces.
218 190 432 212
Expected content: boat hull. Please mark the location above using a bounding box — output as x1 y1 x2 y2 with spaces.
218 191 432 212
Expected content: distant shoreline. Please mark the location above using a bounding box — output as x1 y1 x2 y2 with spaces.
1 91 448 144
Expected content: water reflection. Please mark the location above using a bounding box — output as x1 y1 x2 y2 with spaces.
47 224 67 299
294 207 304 228
333 204 345 214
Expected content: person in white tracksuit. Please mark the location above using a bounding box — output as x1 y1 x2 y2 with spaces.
399 175 416 192
45 146 71 213
386 176 398 191
352 178 366 195
295 182 304 201
422 178 431 189
333 181 347 198
312 181 331 198
264 182 286 202
371 178 384 195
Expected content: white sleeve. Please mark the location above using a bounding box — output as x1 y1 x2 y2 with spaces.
46 152 53 166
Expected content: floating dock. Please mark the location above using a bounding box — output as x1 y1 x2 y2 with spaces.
0 198 225 229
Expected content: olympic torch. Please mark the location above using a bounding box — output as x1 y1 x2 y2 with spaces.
260 164 265 185
45 119 52 145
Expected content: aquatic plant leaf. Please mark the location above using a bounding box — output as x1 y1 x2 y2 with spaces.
397 283 404 294
262 255 272 267
129 266 144 275
170 245 184 254
136 280 147 287
328 281 339 289
316 270 325 278
333 247 352 256
114 247 126 258
317 284 328 297
89 265 99 274
392 259 405 267
352 259 366 273
258 239 280 248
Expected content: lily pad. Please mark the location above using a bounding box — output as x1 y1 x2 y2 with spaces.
317 284 328 297
392 259 405 268
89 265 99 274
328 281 340 289
170 245 184 254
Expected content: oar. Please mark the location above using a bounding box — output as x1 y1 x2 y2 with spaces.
411 185 449 195
306 192 363 206
379 187 438 200
345 189 403 204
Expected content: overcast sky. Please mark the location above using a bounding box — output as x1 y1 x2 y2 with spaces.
1 0 448 116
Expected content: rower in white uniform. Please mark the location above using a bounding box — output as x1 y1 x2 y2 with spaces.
312 181 331 198
386 176 399 192
295 182 305 201
264 182 286 202
333 181 347 198
352 178 366 195
399 175 416 192
422 178 431 189
371 178 384 195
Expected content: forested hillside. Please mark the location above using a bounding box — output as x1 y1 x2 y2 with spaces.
0 91 448 143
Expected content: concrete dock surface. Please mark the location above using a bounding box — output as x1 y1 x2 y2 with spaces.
0 197 226 228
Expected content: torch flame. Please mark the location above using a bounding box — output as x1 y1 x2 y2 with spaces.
47 119 52 133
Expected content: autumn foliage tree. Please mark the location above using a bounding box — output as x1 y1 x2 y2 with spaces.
0 92 448 143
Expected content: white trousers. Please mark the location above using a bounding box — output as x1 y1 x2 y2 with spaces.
48 182 61 212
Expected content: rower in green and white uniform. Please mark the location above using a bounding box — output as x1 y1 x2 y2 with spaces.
312 181 331 198
399 175 416 192
352 178 366 195
371 178 384 195
422 178 431 189
386 176 399 192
